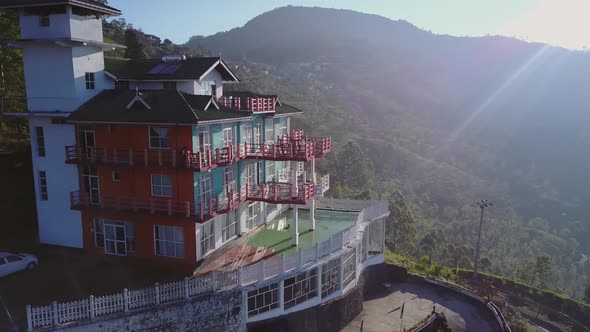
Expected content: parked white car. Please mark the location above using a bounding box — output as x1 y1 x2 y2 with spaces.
0 252 38 277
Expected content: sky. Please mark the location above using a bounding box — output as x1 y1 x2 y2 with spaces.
108 0 590 50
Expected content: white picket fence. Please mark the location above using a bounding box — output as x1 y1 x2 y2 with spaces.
26 199 390 331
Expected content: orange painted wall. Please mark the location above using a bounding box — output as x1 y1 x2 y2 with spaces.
81 210 197 265
77 124 196 265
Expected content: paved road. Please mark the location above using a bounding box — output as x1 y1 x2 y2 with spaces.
343 281 500 332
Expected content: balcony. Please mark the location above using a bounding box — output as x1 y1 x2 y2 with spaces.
217 96 276 113
70 189 246 223
312 136 332 157
213 145 246 166
244 141 315 162
275 130 331 159
316 174 330 197
246 181 316 205
65 146 215 171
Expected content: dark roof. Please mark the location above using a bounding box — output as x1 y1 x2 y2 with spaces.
0 0 121 16
105 57 239 82
67 90 250 124
275 104 303 115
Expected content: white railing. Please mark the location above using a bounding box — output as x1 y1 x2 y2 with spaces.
315 197 380 211
26 198 390 331
316 174 330 196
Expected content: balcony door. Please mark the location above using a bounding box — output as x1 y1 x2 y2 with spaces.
82 166 100 206
242 123 252 146
104 222 126 256
244 163 255 190
247 202 261 230
79 126 95 160
199 174 213 213
198 128 211 164
224 166 236 200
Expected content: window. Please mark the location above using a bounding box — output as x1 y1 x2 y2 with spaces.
223 166 236 197
247 283 280 317
222 125 233 147
115 80 129 90
112 170 120 182
257 161 264 185
85 72 95 90
265 161 275 182
321 258 341 299
254 120 262 145
278 167 289 182
149 127 170 148
151 174 172 197
342 249 356 288
200 221 215 256
6 255 22 263
163 81 177 90
154 225 185 258
222 212 238 242
198 173 213 211
94 219 104 248
39 171 48 200
35 127 45 157
265 118 274 144
39 15 50 27
202 81 215 95
125 222 135 252
284 268 318 310
279 117 288 136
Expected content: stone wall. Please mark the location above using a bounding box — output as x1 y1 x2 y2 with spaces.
53 289 243 332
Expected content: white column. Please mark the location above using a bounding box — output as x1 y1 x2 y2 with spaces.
292 205 299 246
291 161 298 198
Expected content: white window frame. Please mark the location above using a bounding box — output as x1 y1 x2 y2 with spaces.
265 118 275 144
254 120 262 145
222 211 238 243
222 125 234 148
247 283 280 317
112 170 120 182
279 117 288 136
39 170 48 200
149 126 171 149
199 173 213 209
200 221 215 256
154 224 185 258
241 122 253 145
224 166 236 197
265 161 275 182
283 268 318 310
151 174 173 197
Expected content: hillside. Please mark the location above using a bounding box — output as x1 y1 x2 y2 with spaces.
185 6 590 299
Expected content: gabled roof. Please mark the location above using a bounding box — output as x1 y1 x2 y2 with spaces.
0 0 121 16
105 57 239 82
66 90 250 124
274 103 303 115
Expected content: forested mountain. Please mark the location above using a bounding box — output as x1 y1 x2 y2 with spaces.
185 6 590 299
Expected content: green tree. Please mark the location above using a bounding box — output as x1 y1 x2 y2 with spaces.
515 254 553 288
124 29 147 60
335 141 373 191
385 190 416 253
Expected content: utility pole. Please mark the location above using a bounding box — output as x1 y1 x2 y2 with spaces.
473 200 492 279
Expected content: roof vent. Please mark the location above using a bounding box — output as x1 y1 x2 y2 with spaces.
162 55 186 62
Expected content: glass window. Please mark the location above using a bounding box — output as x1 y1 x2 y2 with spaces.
35 127 45 157
265 161 275 182
151 174 172 197
85 72 95 90
112 170 120 182
6 255 21 263
125 222 135 252
342 249 356 288
265 118 274 144
321 258 341 299
149 127 170 148
279 117 288 136
200 221 215 256
284 268 318 310
39 15 50 27
222 211 238 242
247 283 280 317
163 81 177 90
154 225 185 258
39 171 48 200
94 219 104 248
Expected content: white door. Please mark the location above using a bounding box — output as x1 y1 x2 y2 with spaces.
222 126 233 147
82 166 100 205
198 128 211 164
247 202 261 230
245 163 254 189
80 127 96 159
242 123 253 145
224 166 236 200
104 223 126 256
199 174 213 211
254 121 262 145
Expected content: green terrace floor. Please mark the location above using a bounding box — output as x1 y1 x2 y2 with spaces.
246 209 358 255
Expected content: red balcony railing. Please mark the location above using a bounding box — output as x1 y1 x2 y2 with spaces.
245 181 316 205
311 136 332 157
217 96 276 112
69 188 249 223
244 141 314 162
213 144 245 166
65 146 214 171
277 129 331 159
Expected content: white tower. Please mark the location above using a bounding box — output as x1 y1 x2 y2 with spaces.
1 0 123 247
